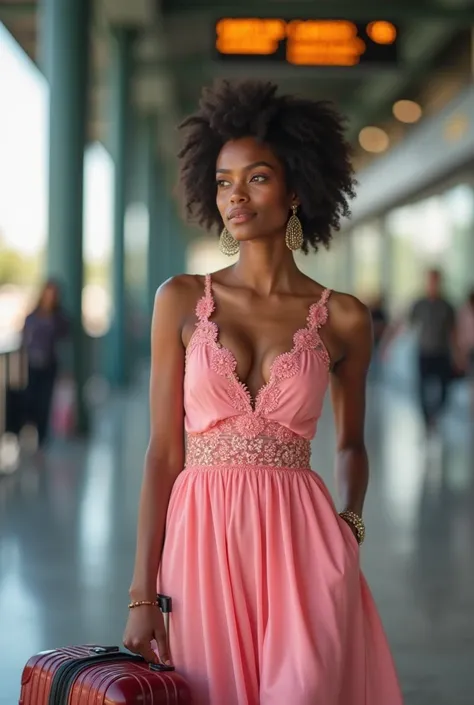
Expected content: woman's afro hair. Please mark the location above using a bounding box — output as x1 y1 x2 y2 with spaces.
178 80 356 253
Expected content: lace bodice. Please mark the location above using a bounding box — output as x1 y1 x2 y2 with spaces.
184 274 331 442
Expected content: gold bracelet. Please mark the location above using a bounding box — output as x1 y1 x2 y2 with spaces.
339 510 366 545
128 600 159 609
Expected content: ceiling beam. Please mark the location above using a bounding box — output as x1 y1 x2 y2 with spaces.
135 19 464 148
161 0 474 22
96 0 181 155
137 56 403 83
345 23 461 139
0 3 37 18
100 0 156 28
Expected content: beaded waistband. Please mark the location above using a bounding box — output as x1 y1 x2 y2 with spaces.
185 423 311 470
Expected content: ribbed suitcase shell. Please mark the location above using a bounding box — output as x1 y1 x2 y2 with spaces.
19 645 193 705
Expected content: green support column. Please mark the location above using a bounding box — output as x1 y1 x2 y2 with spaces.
158 162 172 285
145 151 187 305
42 0 90 434
123 110 149 366
161 198 173 282
144 116 162 320
169 207 187 276
108 29 132 386
162 161 187 280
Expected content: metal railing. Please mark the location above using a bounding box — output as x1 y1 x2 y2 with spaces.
0 336 28 438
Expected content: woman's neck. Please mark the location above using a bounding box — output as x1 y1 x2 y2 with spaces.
230 240 302 296
37 306 54 317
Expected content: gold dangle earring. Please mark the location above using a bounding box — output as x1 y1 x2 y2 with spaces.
285 204 304 251
219 227 240 256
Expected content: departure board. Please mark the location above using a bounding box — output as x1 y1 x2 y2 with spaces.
215 18 399 66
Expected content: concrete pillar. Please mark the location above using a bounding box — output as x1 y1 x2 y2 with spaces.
169 207 187 277
162 162 187 280
42 0 91 433
144 116 163 319
108 29 133 386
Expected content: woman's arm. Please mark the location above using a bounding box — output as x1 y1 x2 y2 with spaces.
55 308 71 338
128 277 188 601
329 297 373 517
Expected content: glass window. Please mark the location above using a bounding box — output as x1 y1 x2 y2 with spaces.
352 221 383 302
442 184 474 300
385 183 474 313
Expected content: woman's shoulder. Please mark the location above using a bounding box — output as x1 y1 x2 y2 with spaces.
24 310 38 326
157 268 240 300
328 289 369 315
155 274 204 300
326 289 372 341
153 274 207 320
302 274 369 321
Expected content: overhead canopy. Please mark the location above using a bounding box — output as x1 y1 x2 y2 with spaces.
1 0 473 162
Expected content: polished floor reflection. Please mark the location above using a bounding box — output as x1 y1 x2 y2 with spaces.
1 378 474 704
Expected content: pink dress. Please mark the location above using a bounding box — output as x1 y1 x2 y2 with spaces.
159 273 403 705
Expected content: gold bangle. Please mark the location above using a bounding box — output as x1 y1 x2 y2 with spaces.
339 510 366 545
128 600 159 609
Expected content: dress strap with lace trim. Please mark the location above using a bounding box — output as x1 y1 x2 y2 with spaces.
187 273 332 425
195 274 331 335
195 273 215 322
307 288 331 332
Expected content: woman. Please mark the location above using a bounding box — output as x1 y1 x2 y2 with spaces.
22 279 69 446
123 81 403 704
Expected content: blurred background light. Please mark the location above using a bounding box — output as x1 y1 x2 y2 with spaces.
393 100 423 124
358 126 390 153
366 21 397 45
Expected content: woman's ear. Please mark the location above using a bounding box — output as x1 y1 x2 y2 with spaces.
291 194 301 208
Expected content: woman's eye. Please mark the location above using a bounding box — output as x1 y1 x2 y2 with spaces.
250 174 268 183
216 179 230 187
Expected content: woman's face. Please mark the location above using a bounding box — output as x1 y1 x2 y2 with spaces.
215 137 296 245
41 283 59 311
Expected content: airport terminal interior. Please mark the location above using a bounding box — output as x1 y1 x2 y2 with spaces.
1 0 474 702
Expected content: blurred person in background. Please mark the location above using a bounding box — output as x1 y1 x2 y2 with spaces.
457 288 474 415
370 294 388 348
382 269 459 434
368 293 388 380
22 279 70 447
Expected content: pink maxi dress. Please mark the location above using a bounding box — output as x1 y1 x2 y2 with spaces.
159 273 403 705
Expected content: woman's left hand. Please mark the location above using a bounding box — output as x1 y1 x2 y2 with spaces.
343 518 359 542
348 523 359 542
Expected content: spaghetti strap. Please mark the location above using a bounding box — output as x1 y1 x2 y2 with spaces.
308 288 331 330
319 287 331 308
195 273 215 322
204 273 212 299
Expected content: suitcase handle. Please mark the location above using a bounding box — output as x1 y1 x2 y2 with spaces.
156 593 172 613
87 647 176 672
153 593 175 670
99 595 175 670
89 646 120 656
149 662 175 672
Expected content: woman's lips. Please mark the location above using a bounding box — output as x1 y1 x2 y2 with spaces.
228 210 256 224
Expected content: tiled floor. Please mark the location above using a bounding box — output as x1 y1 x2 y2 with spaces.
1 377 473 704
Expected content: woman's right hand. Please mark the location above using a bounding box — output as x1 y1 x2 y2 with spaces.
123 606 171 666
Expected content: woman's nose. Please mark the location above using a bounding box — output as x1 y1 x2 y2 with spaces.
229 188 249 203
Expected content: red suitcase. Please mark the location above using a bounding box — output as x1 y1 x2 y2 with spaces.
19 595 193 704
